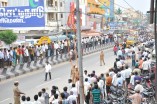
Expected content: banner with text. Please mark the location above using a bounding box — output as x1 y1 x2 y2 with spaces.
0 0 45 27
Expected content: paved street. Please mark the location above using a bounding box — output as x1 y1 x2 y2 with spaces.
0 48 116 104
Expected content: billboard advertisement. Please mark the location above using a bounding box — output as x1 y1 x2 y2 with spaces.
0 0 45 27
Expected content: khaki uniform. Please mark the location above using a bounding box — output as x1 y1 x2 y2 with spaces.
75 69 79 81
100 51 105 66
71 67 76 83
13 86 21 104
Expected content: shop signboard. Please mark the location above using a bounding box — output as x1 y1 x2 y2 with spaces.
0 0 45 27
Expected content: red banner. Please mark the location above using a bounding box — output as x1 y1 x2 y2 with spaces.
67 2 82 33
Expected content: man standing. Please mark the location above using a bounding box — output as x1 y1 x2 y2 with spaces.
106 73 112 98
100 51 105 66
91 84 102 104
42 88 49 104
45 62 52 81
13 81 25 104
142 59 151 74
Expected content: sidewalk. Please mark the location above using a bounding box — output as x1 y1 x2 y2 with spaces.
0 44 114 82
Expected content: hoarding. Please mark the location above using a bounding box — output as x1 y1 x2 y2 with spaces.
0 0 45 27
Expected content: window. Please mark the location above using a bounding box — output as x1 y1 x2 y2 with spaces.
55 1 57 6
5 2 7 6
48 13 54 21
2 2 7 7
61 14 63 18
48 0 54 6
60 2 62 7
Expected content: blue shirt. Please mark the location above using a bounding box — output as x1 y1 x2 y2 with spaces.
134 75 142 82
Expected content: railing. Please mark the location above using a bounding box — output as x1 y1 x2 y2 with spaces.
0 41 114 78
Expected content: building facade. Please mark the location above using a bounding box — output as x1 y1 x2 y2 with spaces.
0 0 115 34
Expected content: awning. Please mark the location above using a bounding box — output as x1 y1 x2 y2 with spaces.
81 30 101 37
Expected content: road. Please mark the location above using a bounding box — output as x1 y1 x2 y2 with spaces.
0 48 116 104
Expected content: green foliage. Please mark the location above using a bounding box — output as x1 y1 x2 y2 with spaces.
116 8 122 15
0 30 17 45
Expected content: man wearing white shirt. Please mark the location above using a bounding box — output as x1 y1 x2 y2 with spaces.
38 92 45 104
134 81 144 93
90 74 97 84
52 94 59 104
98 78 105 99
24 47 29 63
117 49 122 58
67 91 77 104
148 52 152 59
84 70 88 81
125 65 132 86
70 84 78 97
44 44 48 50
120 68 126 80
45 62 52 81
41 44 46 58
112 71 118 86
143 51 148 58
54 42 59 56
142 59 151 74
44 44 48 57
33 95 41 104
84 78 91 91
116 59 122 69
130 72 135 87
21 96 27 104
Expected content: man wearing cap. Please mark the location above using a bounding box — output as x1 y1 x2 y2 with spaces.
13 81 25 104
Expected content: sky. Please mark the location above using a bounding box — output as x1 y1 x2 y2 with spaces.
115 0 150 14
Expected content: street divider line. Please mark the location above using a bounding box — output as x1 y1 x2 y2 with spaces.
36 78 60 88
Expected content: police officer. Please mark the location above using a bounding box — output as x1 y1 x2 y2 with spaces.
13 81 25 104
100 51 105 66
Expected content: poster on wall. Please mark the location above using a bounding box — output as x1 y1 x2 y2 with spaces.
0 0 45 27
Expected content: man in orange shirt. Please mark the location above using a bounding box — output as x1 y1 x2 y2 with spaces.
139 57 143 72
105 73 112 98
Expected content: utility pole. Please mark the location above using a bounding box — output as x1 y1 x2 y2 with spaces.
154 0 157 100
76 0 84 104
149 0 157 100
150 0 155 24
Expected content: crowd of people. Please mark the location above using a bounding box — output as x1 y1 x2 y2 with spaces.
0 35 114 69
13 41 155 104
12 31 156 104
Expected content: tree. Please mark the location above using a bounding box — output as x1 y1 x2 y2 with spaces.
0 30 17 45
116 8 122 15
